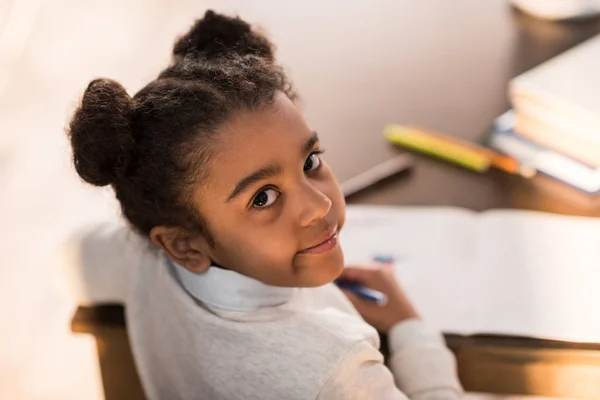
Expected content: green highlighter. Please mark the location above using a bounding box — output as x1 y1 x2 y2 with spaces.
384 124 534 178
384 124 491 172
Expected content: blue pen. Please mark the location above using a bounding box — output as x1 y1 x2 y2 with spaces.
373 255 395 264
335 280 387 305
335 254 394 305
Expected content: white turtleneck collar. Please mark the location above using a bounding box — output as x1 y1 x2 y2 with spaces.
171 261 297 311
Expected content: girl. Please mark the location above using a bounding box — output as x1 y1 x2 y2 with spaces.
65 10 462 400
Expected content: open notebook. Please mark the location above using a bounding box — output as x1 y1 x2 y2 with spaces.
340 206 600 344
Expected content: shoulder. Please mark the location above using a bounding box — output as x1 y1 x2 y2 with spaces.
55 221 155 304
176 294 381 398
225 297 381 398
60 221 151 264
316 340 408 400
217 315 384 400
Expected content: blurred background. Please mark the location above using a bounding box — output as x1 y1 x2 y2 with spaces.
2 0 600 399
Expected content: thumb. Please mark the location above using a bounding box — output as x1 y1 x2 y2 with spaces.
338 265 378 283
339 264 393 291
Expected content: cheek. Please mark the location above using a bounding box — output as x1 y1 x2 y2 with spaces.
251 228 292 255
223 220 296 261
226 225 302 285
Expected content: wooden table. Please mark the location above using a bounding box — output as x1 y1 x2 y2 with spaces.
72 3 600 399
333 11 600 216
72 305 600 400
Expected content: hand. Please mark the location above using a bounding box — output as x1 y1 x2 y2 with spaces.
338 264 419 333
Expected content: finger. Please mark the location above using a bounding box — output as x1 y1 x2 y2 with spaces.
339 265 392 291
338 266 378 282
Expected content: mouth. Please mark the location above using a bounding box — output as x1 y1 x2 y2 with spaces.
298 225 339 255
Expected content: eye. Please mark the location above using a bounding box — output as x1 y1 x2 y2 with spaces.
304 152 323 173
252 188 279 208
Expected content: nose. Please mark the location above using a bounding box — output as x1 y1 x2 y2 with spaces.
297 182 332 228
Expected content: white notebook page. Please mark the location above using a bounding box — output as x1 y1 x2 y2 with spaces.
472 211 600 342
341 205 600 343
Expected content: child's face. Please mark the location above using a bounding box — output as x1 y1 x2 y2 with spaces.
194 93 346 287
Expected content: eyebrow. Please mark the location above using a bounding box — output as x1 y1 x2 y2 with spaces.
303 131 320 156
226 131 320 203
227 164 282 202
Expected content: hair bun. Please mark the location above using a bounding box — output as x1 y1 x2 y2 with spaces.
173 10 274 60
68 78 134 187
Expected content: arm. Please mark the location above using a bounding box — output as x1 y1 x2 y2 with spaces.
316 341 409 400
315 323 461 400
338 265 463 399
388 320 462 399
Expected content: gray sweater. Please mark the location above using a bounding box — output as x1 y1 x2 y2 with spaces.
59 223 463 399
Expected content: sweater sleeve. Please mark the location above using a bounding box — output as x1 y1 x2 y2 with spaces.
316 340 409 400
54 222 149 306
388 319 463 399
315 319 463 400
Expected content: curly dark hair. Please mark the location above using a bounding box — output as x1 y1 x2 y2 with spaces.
67 10 295 243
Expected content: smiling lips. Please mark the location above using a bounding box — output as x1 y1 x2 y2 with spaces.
298 225 338 255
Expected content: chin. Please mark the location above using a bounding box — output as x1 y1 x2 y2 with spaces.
299 247 345 287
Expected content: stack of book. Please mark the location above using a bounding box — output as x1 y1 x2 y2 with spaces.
486 34 600 194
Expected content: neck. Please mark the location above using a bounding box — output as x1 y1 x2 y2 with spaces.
171 261 297 311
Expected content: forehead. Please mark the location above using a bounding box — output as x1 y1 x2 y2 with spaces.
202 94 313 193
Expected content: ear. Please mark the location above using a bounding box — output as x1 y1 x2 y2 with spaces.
149 226 212 274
